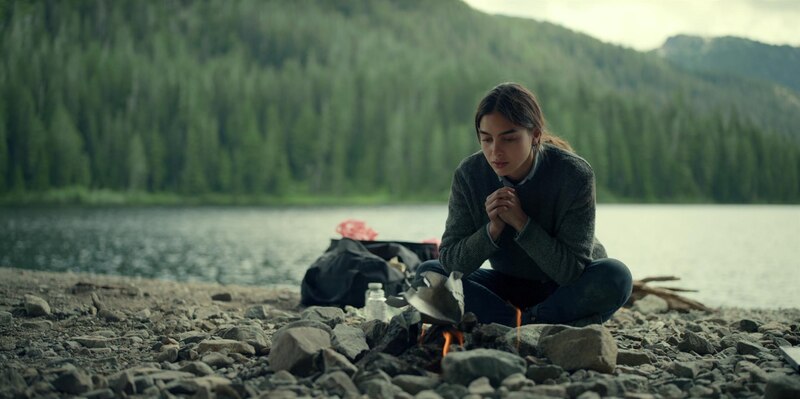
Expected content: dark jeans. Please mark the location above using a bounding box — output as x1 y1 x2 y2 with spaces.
414 258 632 326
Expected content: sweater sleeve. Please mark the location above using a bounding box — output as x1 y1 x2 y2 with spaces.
512 169 596 285
439 169 499 276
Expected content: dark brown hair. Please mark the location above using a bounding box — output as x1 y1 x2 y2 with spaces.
474 82 573 152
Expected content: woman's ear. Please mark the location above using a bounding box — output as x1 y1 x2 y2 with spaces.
532 129 542 146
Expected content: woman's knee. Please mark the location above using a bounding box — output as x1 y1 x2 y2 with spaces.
591 258 633 305
414 259 446 279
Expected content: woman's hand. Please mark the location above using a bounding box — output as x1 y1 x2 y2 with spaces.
485 189 508 241
488 187 529 232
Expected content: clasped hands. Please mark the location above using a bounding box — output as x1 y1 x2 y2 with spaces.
485 187 529 241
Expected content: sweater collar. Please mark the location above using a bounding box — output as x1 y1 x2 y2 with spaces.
499 146 542 187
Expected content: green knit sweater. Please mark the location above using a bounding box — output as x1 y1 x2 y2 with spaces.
439 144 607 286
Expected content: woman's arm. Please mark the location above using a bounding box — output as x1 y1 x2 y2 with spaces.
512 169 596 286
439 170 499 276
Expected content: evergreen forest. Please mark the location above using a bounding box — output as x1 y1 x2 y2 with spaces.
1 0 799 204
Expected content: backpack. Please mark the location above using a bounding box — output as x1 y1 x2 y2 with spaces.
301 238 428 308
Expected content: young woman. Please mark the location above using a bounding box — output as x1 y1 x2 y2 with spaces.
415 82 632 327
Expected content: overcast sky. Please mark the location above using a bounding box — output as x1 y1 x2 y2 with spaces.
462 0 800 51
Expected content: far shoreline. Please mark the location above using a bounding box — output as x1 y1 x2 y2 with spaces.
2 188 799 207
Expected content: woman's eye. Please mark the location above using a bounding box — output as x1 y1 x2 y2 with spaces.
504 138 517 142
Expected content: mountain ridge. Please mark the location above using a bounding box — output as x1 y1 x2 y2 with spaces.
656 34 800 93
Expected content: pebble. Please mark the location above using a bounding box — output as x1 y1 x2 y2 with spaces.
211 292 233 301
4 268 800 399
0 311 12 324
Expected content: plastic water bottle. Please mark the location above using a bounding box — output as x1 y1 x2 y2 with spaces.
365 282 387 322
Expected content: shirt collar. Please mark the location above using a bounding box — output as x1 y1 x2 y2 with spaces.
499 147 542 187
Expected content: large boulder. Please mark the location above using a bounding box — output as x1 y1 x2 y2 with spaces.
537 324 617 373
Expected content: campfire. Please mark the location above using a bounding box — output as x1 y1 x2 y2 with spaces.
385 271 529 366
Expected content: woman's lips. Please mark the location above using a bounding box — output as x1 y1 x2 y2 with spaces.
492 161 509 169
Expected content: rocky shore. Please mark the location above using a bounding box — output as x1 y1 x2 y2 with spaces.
1 266 799 399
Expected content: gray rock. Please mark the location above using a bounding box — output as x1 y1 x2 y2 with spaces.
133 375 155 393
321 348 358 376
316 370 360 398
273 320 332 344
178 331 208 344
503 324 549 356
467 376 495 396
759 322 788 334
670 361 700 379
156 345 179 362
52 368 93 395
415 390 444 399
435 383 469 399
99 308 126 322
0 311 12 324
84 388 116 399
392 374 440 395
269 326 331 376
24 294 51 316
737 340 767 356
301 306 346 328
577 391 602 399
735 360 769 383
538 325 618 373
441 348 526 386
73 335 113 348
765 374 800 399
180 361 215 376
632 294 669 314
500 373 534 391
359 351 415 377
221 326 271 355
110 371 135 394
0 368 27 394
197 339 256 356
168 375 231 395
739 319 761 332
211 292 232 301
526 364 564 383
688 385 714 397
376 309 422 356
361 319 388 348
357 370 405 398
244 304 270 319
617 350 653 366
201 352 234 368
471 323 513 347
332 324 370 361
677 330 716 355
529 384 568 397
21 320 52 330
270 370 297 385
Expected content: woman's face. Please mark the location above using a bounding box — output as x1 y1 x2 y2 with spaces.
478 112 538 182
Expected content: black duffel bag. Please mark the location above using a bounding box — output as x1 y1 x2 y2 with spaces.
301 238 410 308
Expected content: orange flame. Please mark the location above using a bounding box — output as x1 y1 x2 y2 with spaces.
515 307 522 351
442 331 453 357
441 329 465 357
418 325 427 346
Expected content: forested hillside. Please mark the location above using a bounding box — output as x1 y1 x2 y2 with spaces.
1 0 799 203
658 35 800 93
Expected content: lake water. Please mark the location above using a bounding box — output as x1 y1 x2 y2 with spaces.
1 205 797 309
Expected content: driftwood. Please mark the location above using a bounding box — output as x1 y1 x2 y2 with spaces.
630 276 711 312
